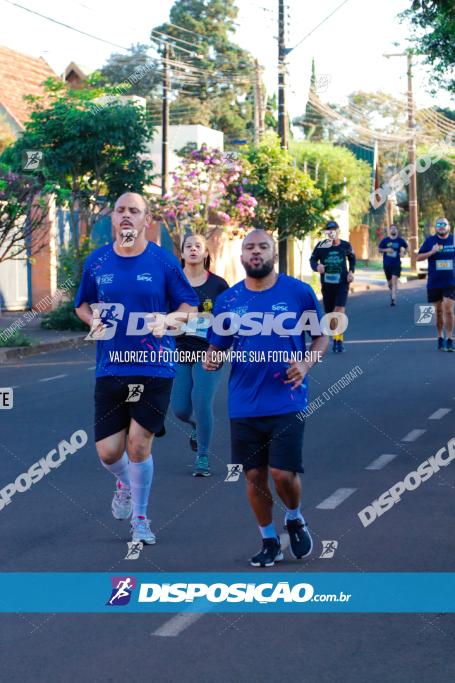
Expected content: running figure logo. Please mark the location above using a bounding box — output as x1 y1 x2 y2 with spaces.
126 384 144 403
415 305 435 325
86 303 124 340
319 540 338 559
124 542 143 560
106 576 137 605
22 150 43 170
225 464 243 482
120 229 138 247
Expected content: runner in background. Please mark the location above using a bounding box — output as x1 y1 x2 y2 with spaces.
378 225 408 306
171 234 229 476
310 220 356 353
417 217 454 352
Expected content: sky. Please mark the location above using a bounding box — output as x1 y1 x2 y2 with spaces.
0 0 453 120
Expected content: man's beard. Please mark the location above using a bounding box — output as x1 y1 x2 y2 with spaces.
437 229 449 238
242 258 275 278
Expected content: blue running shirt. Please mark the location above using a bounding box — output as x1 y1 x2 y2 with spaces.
74 242 198 377
418 234 455 288
208 274 323 418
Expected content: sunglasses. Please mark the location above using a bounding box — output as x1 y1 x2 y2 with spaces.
325 224 338 229
436 222 447 228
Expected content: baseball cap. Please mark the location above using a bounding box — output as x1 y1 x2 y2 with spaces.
324 220 339 230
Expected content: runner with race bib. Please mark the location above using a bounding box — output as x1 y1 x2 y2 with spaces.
310 220 356 353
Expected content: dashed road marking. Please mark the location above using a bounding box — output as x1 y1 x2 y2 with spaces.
152 612 205 637
428 408 451 420
402 429 426 442
316 488 356 510
38 374 68 382
366 453 398 470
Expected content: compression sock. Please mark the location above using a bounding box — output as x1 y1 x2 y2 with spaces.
100 451 130 489
129 455 154 518
259 522 278 540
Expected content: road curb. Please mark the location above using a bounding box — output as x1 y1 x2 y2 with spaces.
0 335 88 363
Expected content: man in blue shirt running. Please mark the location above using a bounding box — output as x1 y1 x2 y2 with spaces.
417 217 454 352
75 193 198 545
203 229 328 567
378 225 408 306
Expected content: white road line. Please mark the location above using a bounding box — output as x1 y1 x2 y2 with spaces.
345 337 434 345
428 408 451 420
366 453 398 470
87 366 96 370
402 429 426 443
316 488 356 510
38 374 67 382
152 612 205 637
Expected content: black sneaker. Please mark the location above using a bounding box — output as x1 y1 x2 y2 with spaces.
391 299 396 307
446 339 454 353
189 429 198 452
250 537 283 567
286 519 313 559
438 337 446 351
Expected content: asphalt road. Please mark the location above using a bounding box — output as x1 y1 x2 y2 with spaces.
0 281 454 683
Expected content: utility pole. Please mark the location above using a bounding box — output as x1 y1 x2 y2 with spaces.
161 42 170 196
278 0 288 273
253 59 265 144
406 53 418 272
384 51 419 270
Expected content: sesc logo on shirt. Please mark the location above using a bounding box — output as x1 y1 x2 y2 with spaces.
137 273 153 282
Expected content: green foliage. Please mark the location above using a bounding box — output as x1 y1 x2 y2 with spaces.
240 134 323 239
100 44 160 98
0 163 48 263
151 0 256 142
416 145 455 225
400 2 455 93
57 236 95 299
1 79 154 241
290 140 372 227
40 301 88 332
0 330 33 347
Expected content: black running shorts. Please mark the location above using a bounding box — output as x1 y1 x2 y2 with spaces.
230 412 305 473
94 376 173 442
384 264 401 280
427 286 455 303
321 283 349 312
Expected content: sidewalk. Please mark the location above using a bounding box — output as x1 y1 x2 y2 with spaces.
0 311 87 362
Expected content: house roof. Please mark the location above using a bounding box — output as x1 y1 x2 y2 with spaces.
0 45 57 129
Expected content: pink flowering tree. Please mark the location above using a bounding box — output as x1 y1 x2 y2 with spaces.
149 145 257 252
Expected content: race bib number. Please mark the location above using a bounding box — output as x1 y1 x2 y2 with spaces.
436 259 453 271
388 250 397 258
324 272 341 284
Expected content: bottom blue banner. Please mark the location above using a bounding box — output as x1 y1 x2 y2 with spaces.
0 573 454 612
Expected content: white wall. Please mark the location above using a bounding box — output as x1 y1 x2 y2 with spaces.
145 125 224 184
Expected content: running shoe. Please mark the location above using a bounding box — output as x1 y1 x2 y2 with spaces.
250 537 283 567
111 481 132 520
446 338 454 353
192 455 211 477
286 519 313 559
438 337 446 351
130 517 156 544
390 299 396 307
189 428 198 452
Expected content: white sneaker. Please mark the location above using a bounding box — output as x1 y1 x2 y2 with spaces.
131 517 156 544
111 482 132 520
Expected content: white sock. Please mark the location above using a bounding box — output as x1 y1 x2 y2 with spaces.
285 505 305 524
100 451 130 488
129 455 154 518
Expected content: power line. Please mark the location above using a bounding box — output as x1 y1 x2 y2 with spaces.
2 0 131 50
288 0 351 54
